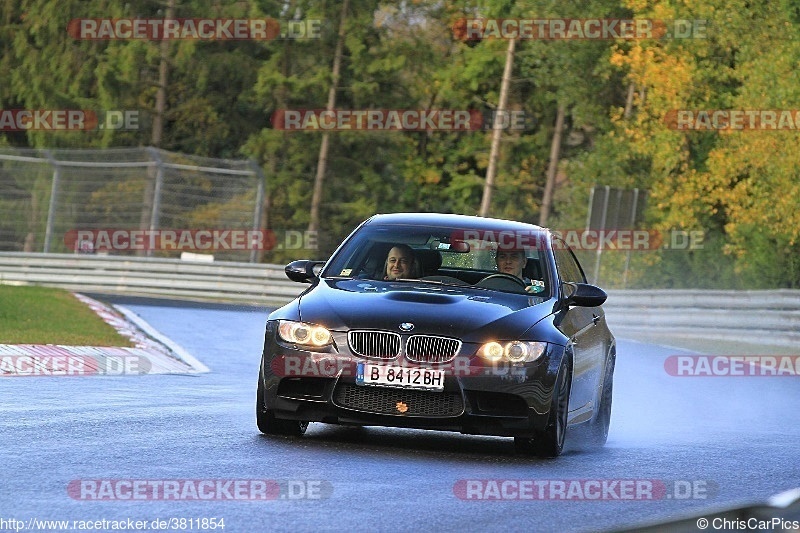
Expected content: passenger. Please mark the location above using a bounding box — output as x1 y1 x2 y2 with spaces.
384 244 419 280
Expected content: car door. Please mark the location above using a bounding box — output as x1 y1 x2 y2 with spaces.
552 239 606 415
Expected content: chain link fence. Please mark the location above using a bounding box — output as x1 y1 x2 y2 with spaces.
0 147 264 262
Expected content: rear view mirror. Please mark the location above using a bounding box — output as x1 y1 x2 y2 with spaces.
449 240 470 252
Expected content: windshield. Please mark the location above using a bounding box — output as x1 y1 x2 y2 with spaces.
322 222 551 298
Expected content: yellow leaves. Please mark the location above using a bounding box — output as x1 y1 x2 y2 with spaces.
422 168 441 185
608 48 629 70
184 191 256 228
474 151 489 170
704 125 800 255
594 0 800 284
519 156 538 172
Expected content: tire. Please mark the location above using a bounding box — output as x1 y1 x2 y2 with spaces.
256 373 308 437
587 356 614 447
515 357 572 458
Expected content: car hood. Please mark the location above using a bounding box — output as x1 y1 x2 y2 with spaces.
297 278 556 342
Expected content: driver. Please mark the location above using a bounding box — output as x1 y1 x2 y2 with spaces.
495 249 545 294
496 249 527 279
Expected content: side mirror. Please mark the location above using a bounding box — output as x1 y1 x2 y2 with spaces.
285 260 325 283
562 282 607 307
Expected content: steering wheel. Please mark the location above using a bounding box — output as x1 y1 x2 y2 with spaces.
475 273 528 290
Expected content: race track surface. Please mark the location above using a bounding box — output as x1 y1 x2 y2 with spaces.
1 298 798 532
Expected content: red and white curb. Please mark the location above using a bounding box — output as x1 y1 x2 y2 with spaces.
0 293 208 377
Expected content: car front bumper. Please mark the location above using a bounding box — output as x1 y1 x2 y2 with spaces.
259 322 566 438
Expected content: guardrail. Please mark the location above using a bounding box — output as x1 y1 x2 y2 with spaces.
2 252 798 346
0 252 304 307
603 289 800 347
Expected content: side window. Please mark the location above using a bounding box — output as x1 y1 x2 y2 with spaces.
553 239 586 283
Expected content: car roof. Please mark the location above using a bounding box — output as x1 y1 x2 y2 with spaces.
364 212 547 233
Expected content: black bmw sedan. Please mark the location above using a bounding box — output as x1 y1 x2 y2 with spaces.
257 213 615 457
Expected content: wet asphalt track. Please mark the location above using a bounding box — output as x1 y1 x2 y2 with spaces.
1 296 799 533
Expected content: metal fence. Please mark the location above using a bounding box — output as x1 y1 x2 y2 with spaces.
0 147 264 262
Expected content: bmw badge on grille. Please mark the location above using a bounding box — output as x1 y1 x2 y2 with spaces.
399 322 414 332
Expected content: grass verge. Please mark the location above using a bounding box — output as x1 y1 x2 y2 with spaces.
0 285 133 346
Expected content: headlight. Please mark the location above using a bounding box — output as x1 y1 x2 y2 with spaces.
478 341 505 362
277 320 332 347
477 341 546 363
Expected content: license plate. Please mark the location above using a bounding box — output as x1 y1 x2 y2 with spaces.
356 362 445 392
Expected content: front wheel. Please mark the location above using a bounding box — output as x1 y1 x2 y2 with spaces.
256 374 308 437
515 357 572 458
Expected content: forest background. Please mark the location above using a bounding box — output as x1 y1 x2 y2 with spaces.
2 0 799 289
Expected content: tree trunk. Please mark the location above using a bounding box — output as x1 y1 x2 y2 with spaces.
624 83 635 119
479 37 515 217
151 0 173 148
539 103 566 227
139 0 174 255
308 0 349 234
